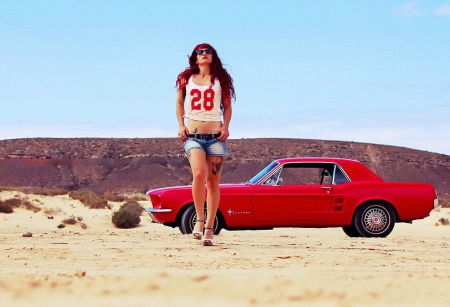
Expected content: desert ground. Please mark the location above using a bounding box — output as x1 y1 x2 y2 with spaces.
1 191 449 307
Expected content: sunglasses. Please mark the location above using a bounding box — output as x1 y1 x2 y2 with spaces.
196 48 213 55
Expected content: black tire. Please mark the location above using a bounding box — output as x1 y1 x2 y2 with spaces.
342 224 362 237
179 204 222 235
354 202 395 237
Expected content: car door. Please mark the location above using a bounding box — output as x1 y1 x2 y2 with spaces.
252 163 333 223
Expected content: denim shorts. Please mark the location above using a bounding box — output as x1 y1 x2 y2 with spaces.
184 137 227 156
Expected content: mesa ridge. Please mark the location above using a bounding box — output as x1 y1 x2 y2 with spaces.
0 138 448 200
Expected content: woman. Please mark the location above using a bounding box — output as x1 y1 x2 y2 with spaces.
175 43 235 246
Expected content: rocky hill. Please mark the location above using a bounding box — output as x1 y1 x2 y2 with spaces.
0 138 449 200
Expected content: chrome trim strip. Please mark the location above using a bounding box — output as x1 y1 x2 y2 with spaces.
145 208 172 213
333 164 351 184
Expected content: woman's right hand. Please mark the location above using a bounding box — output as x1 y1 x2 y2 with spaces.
178 126 189 142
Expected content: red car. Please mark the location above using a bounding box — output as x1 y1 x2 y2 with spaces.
146 157 438 237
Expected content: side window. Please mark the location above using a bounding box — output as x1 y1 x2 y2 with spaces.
261 163 340 186
279 166 327 185
334 166 350 184
261 168 282 185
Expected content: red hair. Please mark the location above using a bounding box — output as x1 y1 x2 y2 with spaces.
176 43 235 105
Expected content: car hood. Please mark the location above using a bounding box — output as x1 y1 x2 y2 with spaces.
147 183 252 195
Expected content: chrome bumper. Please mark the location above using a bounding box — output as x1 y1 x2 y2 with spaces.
434 198 439 209
145 207 172 223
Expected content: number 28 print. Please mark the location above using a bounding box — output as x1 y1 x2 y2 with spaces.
190 89 215 111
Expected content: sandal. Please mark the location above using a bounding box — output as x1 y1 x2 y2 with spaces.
202 227 214 246
192 220 205 240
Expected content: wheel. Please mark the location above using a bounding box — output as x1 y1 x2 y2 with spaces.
342 224 362 237
179 204 222 235
354 202 395 237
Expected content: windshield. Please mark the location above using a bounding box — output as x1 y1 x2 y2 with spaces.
247 161 279 184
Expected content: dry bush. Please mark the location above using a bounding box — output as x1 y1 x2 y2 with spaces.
120 200 144 216
3 198 22 208
112 210 141 229
69 190 109 209
0 198 22 213
25 188 68 196
0 186 24 193
0 200 14 213
43 206 64 215
0 198 41 213
62 216 78 225
61 215 87 229
103 191 126 202
439 218 449 226
438 199 450 208
128 194 148 201
22 199 41 213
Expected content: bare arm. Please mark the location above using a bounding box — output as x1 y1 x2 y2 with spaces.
217 97 232 141
176 79 189 141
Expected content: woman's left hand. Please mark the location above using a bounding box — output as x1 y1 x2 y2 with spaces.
217 127 230 141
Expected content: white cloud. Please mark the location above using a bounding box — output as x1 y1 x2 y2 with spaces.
396 2 450 18
433 4 450 17
396 1 423 18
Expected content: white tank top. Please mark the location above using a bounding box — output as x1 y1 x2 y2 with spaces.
184 76 222 122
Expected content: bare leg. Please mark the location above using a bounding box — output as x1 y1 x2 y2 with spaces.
187 149 207 235
203 156 224 244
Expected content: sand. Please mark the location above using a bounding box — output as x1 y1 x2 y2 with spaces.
1 190 449 307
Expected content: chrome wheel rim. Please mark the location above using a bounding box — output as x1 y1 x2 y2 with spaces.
363 207 389 233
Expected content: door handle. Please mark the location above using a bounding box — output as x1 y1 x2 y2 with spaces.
321 187 332 193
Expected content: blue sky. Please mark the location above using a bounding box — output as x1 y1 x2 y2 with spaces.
1 1 449 155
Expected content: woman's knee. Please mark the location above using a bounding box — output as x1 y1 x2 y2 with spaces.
206 175 220 189
192 170 206 182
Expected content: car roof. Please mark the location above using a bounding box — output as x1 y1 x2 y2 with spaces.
274 157 383 182
275 157 359 164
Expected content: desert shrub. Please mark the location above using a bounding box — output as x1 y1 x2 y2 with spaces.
22 200 41 213
26 188 68 196
62 216 77 225
3 198 22 208
69 190 109 209
0 186 24 193
103 191 126 202
0 198 42 213
43 206 64 215
0 198 23 213
60 215 86 228
0 200 14 213
128 194 148 201
438 199 450 208
112 210 141 229
439 218 449 226
120 200 144 216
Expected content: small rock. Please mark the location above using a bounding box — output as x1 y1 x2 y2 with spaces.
22 232 33 237
75 269 86 277
57 224 66 229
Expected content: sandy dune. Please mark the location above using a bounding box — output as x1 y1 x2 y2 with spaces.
1 191 449 307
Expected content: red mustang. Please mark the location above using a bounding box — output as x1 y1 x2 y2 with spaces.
146 157 438 237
